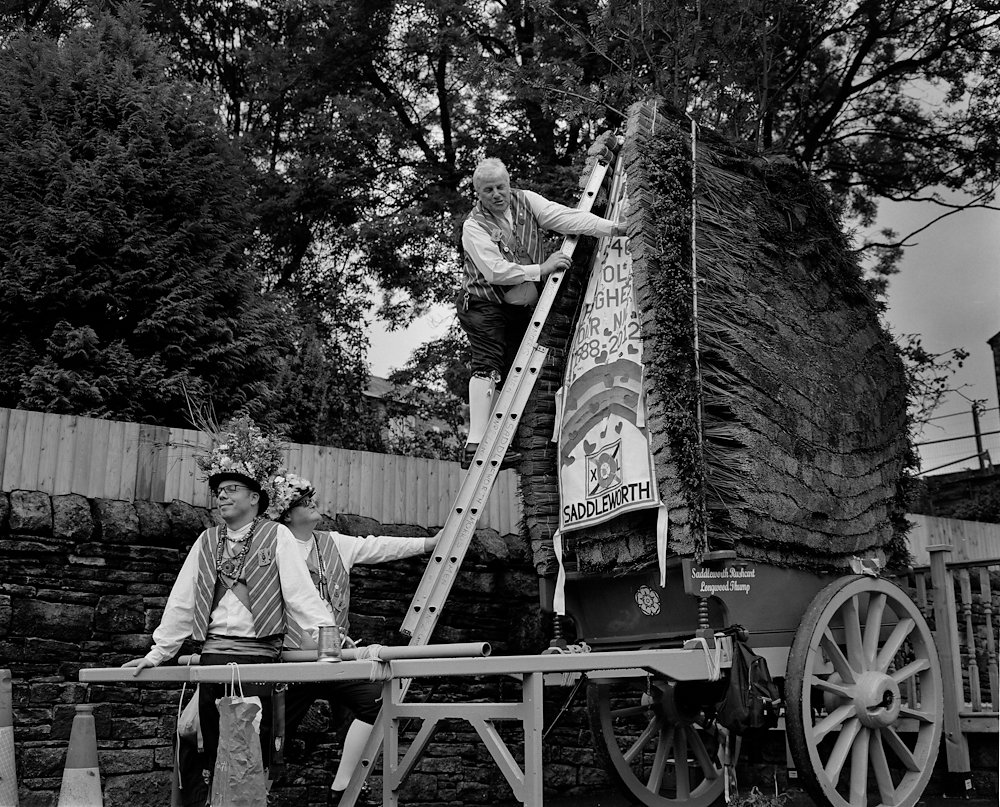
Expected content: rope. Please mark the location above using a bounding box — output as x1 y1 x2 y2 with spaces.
686 112 710 554
684 636 722 681
353 644 392 682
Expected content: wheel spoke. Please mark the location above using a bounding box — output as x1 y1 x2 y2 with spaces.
823 717 861 783
875 618 915 672
870 729 899 806
891 658 930 685
843 597 866 671
623 717 662 764
898 704 934 723
821 629 857 683
674 724 691 800
880 726 919 772
612 704 651 719
814 703 857 742
647 727 671 792
688 726 720 780
812 674 853 699
863 593 888 669
849 727 870 807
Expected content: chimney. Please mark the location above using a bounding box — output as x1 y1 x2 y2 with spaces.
989 330 1000 408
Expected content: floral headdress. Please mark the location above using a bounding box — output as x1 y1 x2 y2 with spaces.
194 415 286 514
267 472 316 521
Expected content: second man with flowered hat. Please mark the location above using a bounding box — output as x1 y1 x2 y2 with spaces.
268 472 439 806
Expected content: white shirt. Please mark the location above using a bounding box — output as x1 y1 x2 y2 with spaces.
144 522 333 666
462 189 617 304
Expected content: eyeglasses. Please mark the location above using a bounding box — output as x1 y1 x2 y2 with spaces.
215 484 251 498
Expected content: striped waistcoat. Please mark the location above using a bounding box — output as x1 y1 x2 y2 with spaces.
284 531 351 649
462 189 546 304
190 521 285 642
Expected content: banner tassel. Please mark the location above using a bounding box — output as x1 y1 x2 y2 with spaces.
552 530 567 615
656 504 669 587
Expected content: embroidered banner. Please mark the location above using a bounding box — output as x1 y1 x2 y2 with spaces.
556 187 660 534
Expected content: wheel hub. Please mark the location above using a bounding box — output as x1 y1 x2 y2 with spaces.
853 670 902 728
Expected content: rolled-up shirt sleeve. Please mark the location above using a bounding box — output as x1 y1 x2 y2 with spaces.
276 525 336 640
462 219 542 285
522 189 617 237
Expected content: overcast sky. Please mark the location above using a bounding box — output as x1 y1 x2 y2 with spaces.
367 198 1000 476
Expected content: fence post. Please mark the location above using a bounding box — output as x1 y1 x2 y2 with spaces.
928 544 973 796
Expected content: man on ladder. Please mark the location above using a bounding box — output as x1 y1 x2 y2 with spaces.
457 157 626 469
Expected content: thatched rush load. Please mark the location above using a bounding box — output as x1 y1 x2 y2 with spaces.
520 99 913 578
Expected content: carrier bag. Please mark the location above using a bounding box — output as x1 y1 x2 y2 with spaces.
715 627 781 735
210 664 267 807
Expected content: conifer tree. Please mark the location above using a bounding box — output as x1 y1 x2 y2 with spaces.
0 5 287 424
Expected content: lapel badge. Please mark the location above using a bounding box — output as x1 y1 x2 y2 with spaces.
258 545 275 566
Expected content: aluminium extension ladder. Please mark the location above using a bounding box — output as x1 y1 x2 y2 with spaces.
339 140 623 806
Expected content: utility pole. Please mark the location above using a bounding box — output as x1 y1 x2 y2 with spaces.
972 403 985 470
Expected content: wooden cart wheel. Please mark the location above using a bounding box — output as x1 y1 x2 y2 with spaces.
587 677 733 807
785 576 943 807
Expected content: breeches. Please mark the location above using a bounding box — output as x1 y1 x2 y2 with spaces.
457 292 534 381
284 678 384 732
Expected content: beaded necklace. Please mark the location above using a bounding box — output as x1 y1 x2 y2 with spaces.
216 516 261 584
313 535 331 604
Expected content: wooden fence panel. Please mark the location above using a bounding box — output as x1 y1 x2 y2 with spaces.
71 417 94 497
908 514 1000 566
135 424 169 502
18 408 45 492
53 415 78 495
0 406 522 531
0 407 10 491
162 427 184 503
103 419 125 499
87 419 112 499
118 421 141 500
3 409 28 491
35 413 63 494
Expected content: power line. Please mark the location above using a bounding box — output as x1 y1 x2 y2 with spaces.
924 405 999 422
913 429 1000 447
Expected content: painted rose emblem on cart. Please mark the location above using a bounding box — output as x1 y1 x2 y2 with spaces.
634 585 661 616
587 439 623 497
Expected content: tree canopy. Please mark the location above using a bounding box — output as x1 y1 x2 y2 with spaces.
0 6 288 423
1 0 995 450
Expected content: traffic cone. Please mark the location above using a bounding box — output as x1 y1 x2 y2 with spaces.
0 669 18 807
58 704 102 806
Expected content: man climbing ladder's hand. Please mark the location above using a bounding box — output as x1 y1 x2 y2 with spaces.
540 251 572 276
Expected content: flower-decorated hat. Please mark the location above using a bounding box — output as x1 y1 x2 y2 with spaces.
267 472 316 521
195 415 286 516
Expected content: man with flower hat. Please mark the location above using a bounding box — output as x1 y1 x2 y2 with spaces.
458 157 626 470
123 417 335 796
268 472 438 806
